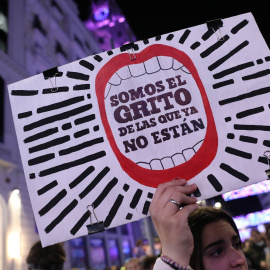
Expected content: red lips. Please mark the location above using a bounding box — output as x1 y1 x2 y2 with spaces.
96 44 218 187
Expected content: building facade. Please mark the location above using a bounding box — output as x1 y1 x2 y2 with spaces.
0 0 153 269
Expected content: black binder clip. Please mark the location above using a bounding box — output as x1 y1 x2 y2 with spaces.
206 18 224 41
120 43 138 61
263 151 270 179
86 205 105 235
42 67 62 92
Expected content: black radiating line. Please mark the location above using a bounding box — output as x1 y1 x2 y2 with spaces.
24 104 92 131
42 87 69 94
220 163 249 182
73 84 90 90
179 29 191 44
104 194 124 227
74 129 89 138
18 111 32 119
242 69 270 81
236 106 264 119
66 71 89 81
234 124 270 132
155 35 161 41
59 137 104 156
231 19 249 34
11 90 38 96
45 199 78 233
74 114 95 125
143 39 149 44
213 62 254 79
227 133 235 139
201 29 215 41
190 41 200 50
213 79 234 89
94 55 103 62
166 34 174 41
62 123 71 130
69 166 95 189
38 189 67 216
263 140 270 148
28 153 55 166
219 86 270 106
239 135 258 144
225 147 252 159
37 96 84 113
193 188 201 197
29 135 70 153
130 189 143 209
79 60 95 71
107 50 113 56
24 127 59 143
207 174 223 192
258 156 267 165
79 166 110 199
37 180 58 195
92 177 118 208
39 151 106 177
208 41 249 71
142 201 151 215
70 211 89 235
201 35 229 58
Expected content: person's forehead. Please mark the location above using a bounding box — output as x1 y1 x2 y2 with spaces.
201 220 237 246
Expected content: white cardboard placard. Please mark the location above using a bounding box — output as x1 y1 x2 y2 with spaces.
8 12 270 246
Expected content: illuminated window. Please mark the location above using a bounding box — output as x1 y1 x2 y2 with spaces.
0 0 8 53
0 76 4 143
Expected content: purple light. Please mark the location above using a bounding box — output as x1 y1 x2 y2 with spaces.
222 180 270 201
118 17 125 23
109 22 115 27
94 7 109 21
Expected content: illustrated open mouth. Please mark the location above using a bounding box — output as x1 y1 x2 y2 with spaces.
96 44 218 187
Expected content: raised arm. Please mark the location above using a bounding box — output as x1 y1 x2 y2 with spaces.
149 179 198 269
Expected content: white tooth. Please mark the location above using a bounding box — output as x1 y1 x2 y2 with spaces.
157 56 173 70
129 63 146 77
144 57 160 73
172 153 185 166
137 162 151 169
193 140 204 153
104 83 112 100
108 73 121 85
161 157 174 169
150 159 163 170
183 149 195 161
172 59 182 70
117 66 132 80
181 66 191 74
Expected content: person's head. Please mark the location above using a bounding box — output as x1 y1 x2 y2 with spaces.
141 255 157 270
188 206 247 270
250 229 263 242
26 241 66 270
124 258 141 270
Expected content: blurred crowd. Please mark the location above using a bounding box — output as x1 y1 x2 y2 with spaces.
242 226 270 270
27 228 270 270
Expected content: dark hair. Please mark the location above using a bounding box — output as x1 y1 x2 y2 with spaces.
26 241 66 270
141 255 158 270
188 206 239 270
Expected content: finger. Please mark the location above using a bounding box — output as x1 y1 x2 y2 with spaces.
158 183 197 209
165 193 197 215
150 179 186 207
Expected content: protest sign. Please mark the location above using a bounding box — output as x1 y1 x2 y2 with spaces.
8 12 270 246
